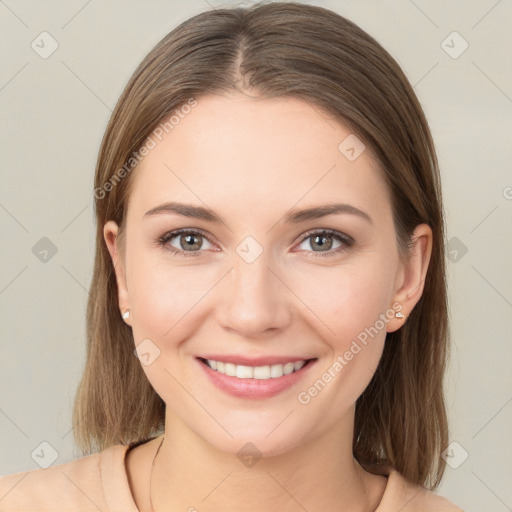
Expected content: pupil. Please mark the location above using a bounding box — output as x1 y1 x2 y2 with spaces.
182 234 200 250
313 234 331 251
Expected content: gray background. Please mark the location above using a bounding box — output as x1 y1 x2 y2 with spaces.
1 1 511 510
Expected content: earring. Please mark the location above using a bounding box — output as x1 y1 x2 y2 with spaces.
395 311 406 319
122 310 130 320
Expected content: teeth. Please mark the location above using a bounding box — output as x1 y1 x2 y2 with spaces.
205 359 308 379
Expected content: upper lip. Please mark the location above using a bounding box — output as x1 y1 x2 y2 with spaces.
197 355 316 366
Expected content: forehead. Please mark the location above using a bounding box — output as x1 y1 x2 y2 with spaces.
127 94 391 222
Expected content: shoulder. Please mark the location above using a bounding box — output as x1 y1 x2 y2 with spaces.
377 469 464 512
0 444 135 511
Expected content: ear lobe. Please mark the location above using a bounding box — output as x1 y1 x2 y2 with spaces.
103 220 130 325
387 224 433 333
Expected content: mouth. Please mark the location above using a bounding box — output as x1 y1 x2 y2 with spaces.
196 356 317 399
198 357 314 379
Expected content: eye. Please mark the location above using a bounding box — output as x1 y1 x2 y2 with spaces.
157 228 353 258
295 229 353 258
158 229 215 257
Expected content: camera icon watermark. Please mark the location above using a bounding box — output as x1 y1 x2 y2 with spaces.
441 31 469 59
441 441 469 469
338 134 366 162
134 338 161 366
447 236 468 263
237 442 262 468
236 236 263 264
32 237 58 263
31 441 59 469
31 31 59 59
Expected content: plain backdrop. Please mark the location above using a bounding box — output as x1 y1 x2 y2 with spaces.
1 1 511 510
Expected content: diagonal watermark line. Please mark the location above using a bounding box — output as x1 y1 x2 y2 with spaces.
0 0 29 28
163 267 233 336
265 409 294 438
61 204 89 233
265 266 336 335
413 62 439 89
407 0 439 28
0 62 29 93
471 265 512 308
304 97 337 131
61 471 104 511
61 61 112 111
472 0 503 29
472 396 512 439
0 266 28 295
0 408 29 438
397 487 424 511
202 471 233 501
470 204 499 233
0 472 29 502
202 0 217 11
163 367 234 438
60 411 91 440
471 471 512 511
61 0 93 29
265 471 310 511
0 202 29 233
266 164 337 234
164 163 233 233
472 61 512 104
60 265 91 297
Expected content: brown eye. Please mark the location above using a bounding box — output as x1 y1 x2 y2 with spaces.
296 230 353 258
178 233 203 251
299 232 340 252
159 229 214 256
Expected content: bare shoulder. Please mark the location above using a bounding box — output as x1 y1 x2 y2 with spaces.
0 451 102 511
407 487 464 512
377 470 464 512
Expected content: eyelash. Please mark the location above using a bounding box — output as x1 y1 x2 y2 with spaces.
157 228 354 259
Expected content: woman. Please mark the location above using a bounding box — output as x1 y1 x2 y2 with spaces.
0 2 463 510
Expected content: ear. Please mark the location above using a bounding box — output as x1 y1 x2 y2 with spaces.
387 223 432 333
103 220 131 326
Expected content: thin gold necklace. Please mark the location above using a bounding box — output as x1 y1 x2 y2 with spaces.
149 436 165 512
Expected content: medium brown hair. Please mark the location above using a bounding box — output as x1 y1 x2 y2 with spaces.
73 1 449 489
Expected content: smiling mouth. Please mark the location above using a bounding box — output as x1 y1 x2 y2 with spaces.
197 357 316 380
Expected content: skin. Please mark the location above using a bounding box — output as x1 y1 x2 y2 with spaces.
104 93 432 512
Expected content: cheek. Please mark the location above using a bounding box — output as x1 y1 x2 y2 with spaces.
287 256 396 346
289 265 392 427
128 258 221 344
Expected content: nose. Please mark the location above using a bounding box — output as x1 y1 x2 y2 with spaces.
216 250 292 338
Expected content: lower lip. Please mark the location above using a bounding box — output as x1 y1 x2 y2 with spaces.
196 358 317 399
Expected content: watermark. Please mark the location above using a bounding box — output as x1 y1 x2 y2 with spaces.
31 31 59 59
31 441 59 469
237 441 262 468
236 236 264 264
503 186 512 200
447 236 468 263
441 31 469 60
441 441 469 469
338 133 366 161
297 302 402 405
134 338 161 366
93 97 198 200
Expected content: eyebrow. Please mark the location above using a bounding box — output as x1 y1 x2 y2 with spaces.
144 201 372 225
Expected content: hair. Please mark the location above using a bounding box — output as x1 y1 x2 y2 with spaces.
73 1 449 490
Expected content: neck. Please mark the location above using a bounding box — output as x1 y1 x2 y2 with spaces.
150 406 385 512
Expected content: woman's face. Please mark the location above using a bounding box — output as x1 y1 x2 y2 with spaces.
105 93 430 456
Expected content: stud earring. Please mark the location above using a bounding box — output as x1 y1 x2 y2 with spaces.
395 311 405 319
122 310 130 320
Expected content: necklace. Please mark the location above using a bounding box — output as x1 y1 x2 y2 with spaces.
149 435 165 512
